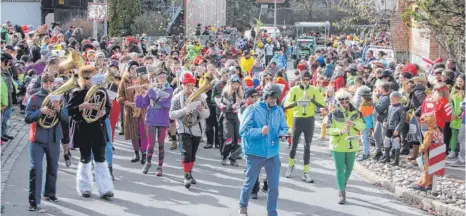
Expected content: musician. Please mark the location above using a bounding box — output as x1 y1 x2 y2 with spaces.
95 52 107 73
283 71 325 183
67 66 114 199
169 72 210 189
219 75 243 166
212 68 229 152
117 61 148 163
135 69 173 176
25 72 67 211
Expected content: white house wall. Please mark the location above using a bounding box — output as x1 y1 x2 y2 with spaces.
185 0 226 36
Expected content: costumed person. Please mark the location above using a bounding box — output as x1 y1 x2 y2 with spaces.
447 74 465 159
25 73 67 211
117 61 149 164
220 75 244 166
327 89 365 204
413 112 442 191
284 71 325 182
67 66 114 199
169 72 210 188
135 69 173 176
212 68 229 153
238 83 288 216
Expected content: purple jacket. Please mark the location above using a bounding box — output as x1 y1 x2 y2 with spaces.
135 84 173 127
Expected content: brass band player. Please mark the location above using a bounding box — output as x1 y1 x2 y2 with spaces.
67 66 114 199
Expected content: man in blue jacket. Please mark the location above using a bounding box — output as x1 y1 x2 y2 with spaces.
238 83 288 216
25 72 68 211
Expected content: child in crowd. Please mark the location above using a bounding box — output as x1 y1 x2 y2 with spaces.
383 91 405 166
320 86 336 140
357 86 374 161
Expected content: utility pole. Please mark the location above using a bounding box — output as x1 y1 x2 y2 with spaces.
273 0 277 38
93 0 98 39
103 0 108 36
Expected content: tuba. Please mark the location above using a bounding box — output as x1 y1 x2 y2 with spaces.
82 69 117 123
181 76 216 127
59 48 84 73
38 74 79 129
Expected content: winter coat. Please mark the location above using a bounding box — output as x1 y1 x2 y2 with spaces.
375 94 390 122
135 83 173 127
450 88 464 129
326 104 365 152
239 57 254 74
420 96 452 130
0 77 8 107
67 88 111 148
25 88 68 145
359 101 374 129
169 90 210 137
240 101 288 158
2 69 13 106
387 104 405 131
408 84 427 111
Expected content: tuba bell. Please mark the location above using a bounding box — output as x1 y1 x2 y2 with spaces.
181 76 216 127
38 74 79 129
82 69 117 123
58 48 84 73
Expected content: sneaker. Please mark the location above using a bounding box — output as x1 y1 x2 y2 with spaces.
64 152 72 167
338 190 346 204
45 196 58 202
184 177 191 189
301 172 314 183
450 160 465 167
261 181 268 193
230 160 239 167
1 136 8 142
101 191 114 199
251 192 258 199
28 204 37 211
4 135 13 140
204 144 213 149
447 152 457 159
82 191 91 198
142 163 152 174
155 166 163 176
221 159 227 165
285 165 294 178
170 141 177 150
190 172 196 184
239 207 248 216
357 154 370 161
118 131 124 135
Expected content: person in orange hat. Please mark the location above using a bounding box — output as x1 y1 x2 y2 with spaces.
169 72 210 189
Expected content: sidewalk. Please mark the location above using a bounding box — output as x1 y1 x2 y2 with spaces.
1 107 29 196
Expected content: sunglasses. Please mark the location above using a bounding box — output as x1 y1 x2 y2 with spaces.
82 76 92 80
302 78 311 81
250 93 259 98
42 80 55 83
339 98 350 103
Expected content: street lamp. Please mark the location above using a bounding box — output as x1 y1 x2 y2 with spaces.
273 0 276 38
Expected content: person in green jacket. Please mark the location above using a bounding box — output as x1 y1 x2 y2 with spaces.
283 71 325 182
448 74 465 159
0 76 7 110
327 89 365 204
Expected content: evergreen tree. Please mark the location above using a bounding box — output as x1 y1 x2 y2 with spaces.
109 0 142 36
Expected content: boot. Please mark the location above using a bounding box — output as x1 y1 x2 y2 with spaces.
142 163 151 174
95 162 114 198
170 140 177 150
408 145 419 161
108 165 115 181
77 162 93 197
381 147 391 163
184 173 191 189
130 151 140 163
373 151 383 160
140 153 146 165
338 190 346 204
392 149 400 166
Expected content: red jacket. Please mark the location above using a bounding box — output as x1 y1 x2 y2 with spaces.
333 76 345 91
421 96 452 129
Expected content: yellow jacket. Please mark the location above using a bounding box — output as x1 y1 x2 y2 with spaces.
284 85 325 118
239 57 254 74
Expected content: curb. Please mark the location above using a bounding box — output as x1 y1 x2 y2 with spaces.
353 161 466 216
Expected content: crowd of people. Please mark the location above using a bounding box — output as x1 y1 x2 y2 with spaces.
0 21 464 216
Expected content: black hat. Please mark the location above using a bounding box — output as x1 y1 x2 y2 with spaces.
300 71 312 79
381 70 392 78
127 60 139 70
82 43 95 51
244 87 258 98
4 44 14 52
110 44 121 52
1 52 13 62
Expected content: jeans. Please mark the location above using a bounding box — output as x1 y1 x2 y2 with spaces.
374 121 385 152
239 154 280 216
361 128 370 155
1 106 12 136
104 118 113 166
29 142 60 205
458 123 465 162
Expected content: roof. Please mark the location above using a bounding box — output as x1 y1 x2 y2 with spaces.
1 0 40 2
256 0 286 3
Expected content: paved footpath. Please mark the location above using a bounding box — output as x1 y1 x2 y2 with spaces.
1 114 428 216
